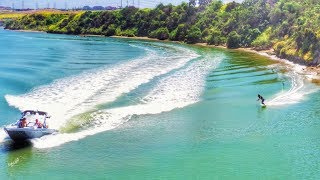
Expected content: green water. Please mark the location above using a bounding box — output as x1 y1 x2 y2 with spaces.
1 28 320 179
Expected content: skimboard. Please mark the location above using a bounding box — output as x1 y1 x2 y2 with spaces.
261 103 266 108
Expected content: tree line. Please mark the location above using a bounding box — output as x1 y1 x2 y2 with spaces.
4 0 320 65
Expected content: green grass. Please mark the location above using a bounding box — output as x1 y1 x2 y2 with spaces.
0 13 26 20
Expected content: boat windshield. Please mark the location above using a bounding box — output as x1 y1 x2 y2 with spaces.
21 110 47 116
18 110 49 128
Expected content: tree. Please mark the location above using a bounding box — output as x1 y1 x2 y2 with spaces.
189 0 196 7
186 26 202 43
149 27 169 40
227 31 241 48
169 24 188 41
206 28 224 45
199 0 212 7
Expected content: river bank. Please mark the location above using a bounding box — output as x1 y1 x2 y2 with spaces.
237 47 320 81
113 35 320 83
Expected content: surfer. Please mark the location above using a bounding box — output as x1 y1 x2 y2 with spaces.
257 94 265 105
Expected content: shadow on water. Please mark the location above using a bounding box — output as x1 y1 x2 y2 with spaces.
0 140 34 177
3 141 33 177
1 140 32 153
256 105 267 119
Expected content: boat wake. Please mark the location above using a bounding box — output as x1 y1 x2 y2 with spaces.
5 44 198 128
5 43 223 148
32 55 221 148
267 66 318 106
0 129 9 143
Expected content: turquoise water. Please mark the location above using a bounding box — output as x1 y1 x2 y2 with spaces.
1 28 320 179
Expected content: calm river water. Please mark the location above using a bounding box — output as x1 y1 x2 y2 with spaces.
0 28 320 179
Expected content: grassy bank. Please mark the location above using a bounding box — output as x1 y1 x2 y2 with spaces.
0 10 81 20
0 13 26 20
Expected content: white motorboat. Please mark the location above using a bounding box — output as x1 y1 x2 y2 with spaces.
4 110 57 141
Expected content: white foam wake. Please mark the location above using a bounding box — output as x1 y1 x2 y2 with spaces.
267 69 318 106
0 128 8 143
31 55 222 148
5 44 199 130
257 52 319 106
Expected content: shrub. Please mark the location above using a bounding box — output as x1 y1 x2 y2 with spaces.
149 27 169 40
186 26 202 44
252 27 273 50
206 28 224 45
169 24 187 41
227 31 241 48
117 28 137 37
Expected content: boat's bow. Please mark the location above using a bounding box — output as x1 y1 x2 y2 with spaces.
4 127 57 141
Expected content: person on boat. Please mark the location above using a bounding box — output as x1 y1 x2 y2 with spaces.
18 119 23 128
257 94 265 105
19 118 27 128
35 119 43 128
43 119 48 128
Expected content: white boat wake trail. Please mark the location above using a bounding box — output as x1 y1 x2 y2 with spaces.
5 44 197 129
267 68 318 106
4 43 222 148
32 56 221 148
0 129 8 143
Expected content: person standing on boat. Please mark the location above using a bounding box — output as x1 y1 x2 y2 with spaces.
257 94 265 105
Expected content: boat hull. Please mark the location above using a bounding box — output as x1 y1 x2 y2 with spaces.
4 127 57 141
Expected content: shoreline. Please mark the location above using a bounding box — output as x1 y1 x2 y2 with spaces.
238 47 320 80
8 29 320 82
194 42 320 82
11 29 45 33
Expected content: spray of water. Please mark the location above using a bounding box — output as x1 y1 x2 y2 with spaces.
266 64 319 106
31 55 222 148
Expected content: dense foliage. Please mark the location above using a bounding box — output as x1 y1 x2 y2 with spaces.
0 13 26 20
4 0 320 65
